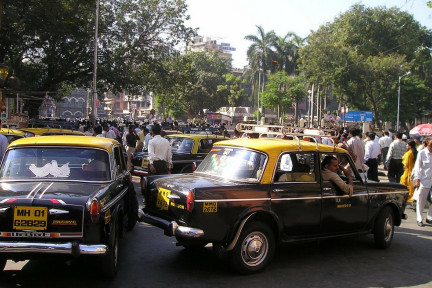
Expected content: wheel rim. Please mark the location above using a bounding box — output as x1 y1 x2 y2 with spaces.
113 229 118 268
240 231 268 267
384 214 393 241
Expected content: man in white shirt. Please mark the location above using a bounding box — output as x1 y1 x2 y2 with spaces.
102 124 116 139
347 128 365 172
413 138 432 227
143 128 152 152
364 132 381 181
148 124 172 175
379 131 392 166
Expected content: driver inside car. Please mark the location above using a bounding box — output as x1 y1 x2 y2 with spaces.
321 155 353 197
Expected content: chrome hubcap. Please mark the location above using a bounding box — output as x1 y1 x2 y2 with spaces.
241 232 268 267
384 214 393 241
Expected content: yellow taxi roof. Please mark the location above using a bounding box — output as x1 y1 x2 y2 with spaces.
214 138 348 154
0 128 26 136
166 134 229 140
8 136 119 153
18 128 76 135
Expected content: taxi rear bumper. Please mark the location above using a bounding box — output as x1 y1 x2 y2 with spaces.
138 209 204 238
0 241 108 255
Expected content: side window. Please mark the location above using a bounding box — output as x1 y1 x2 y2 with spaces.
198 139 212 153
275 152 316 182
113 146 125 176
320 153 357 181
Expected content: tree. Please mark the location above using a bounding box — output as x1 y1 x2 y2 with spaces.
299 4 432 128
244 25 277 105
153 51 231 119
0 0 196 117
217 73 247 106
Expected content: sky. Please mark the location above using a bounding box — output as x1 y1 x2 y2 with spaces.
184 0 432 68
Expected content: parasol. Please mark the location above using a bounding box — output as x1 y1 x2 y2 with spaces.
409 124 432 136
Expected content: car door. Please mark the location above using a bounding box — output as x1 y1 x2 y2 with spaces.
319 152 369 234
271 152 322 237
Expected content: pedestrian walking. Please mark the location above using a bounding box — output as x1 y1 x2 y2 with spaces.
143 128 152 152
412 138 432 227
148 124 172 175
136 124 145 152
102 124 116 139
364 132 381 182
126 125 137 172
379 131 392 167
385 132 406 183
400 140 418 204
347 128 365 172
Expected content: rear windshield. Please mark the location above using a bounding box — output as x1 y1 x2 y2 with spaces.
166 137 195 154
0 147 110 181
195 147 267 183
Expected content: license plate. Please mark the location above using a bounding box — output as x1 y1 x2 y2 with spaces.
13 206 48 231
156 188 171 210
141 158 149 168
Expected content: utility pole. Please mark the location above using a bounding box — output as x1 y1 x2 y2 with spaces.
91 0 100 126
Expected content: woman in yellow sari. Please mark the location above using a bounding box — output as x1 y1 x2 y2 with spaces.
400 140 418 203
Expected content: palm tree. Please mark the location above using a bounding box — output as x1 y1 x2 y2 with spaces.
273 34 296 76
244 25 277 109
287 32 309 76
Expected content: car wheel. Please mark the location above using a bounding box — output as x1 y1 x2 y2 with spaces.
374 206 394 249
228 221 275 275
180 165 193 173
101 222 119 279
0 259 6 271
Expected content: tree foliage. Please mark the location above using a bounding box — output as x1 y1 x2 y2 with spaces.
153 51 232 119
299 4 432 127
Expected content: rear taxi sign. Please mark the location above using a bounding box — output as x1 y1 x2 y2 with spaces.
13 206 48 230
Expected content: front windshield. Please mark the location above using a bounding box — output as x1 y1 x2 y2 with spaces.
0 147 110 181
167 137 195 154
195 147 267 183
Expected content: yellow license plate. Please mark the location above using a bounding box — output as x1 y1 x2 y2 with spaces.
13 206 48 231
156 188 171 210
141 158 149 168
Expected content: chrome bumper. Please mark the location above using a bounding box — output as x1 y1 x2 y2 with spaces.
138 209 204 238
0 242 108 255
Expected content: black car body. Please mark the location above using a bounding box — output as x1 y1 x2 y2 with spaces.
132 134 229 176
0 136 138 279
139 138 409 274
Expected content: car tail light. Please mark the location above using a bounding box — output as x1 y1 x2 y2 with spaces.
192 162 197 172
187 190 194 212
90 199 100 223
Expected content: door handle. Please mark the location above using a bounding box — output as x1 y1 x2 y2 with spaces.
273 189 284 193
323 187 332 191
116 184 124 191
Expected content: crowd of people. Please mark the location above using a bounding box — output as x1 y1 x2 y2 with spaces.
321 127 432 228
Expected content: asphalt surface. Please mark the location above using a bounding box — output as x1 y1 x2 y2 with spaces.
1 174 432 288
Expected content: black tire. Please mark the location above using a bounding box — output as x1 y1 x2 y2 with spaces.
126 183 138 231
101 222 119 279
374 206 394 249
228 221 275 275
0 259 6 271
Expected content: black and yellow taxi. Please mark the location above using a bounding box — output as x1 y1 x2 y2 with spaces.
0 128 26 144
132 133 230 176
0 136 138 279
18 128 84 137
139 138 409 274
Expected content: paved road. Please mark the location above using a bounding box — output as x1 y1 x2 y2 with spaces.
1 175 432 288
